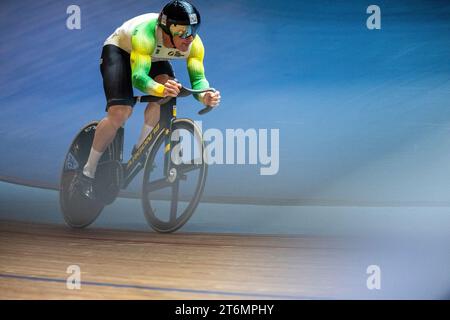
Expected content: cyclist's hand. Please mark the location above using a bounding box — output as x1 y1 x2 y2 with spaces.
203 90 221 107
163 80 181 97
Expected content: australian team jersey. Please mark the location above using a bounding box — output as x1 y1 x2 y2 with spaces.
104 13 209 98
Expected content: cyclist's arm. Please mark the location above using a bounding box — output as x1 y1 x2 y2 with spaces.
187 35 210 102
130 24 165 97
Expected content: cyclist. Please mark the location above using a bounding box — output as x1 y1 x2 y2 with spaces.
75 0 221 200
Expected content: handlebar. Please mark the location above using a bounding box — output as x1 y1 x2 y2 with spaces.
134 86 217 115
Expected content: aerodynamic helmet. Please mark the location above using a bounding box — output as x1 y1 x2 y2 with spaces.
158 0 201 39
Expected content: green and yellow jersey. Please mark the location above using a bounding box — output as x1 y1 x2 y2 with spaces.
104 13 209 100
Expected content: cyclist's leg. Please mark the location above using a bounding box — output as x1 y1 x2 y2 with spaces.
135 74 168 148
83 45 134 179
92 105 132 153
83 105 132 177
135 61 175 149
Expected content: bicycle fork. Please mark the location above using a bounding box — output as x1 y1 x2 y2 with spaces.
163 104 187 183
164 104 175 181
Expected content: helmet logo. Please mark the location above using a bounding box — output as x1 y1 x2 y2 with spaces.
189 13 198 24
160 14 167 26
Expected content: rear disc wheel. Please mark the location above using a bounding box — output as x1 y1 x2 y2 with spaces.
59 122 105 228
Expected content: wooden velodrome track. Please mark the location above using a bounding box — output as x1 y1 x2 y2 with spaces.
0 220 364 299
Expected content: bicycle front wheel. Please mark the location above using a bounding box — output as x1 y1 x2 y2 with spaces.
141 119 207 233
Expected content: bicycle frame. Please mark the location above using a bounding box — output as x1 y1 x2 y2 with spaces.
108 85 215 190
120 99 177 189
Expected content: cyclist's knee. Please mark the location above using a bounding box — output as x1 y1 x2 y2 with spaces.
144 102 160 123
147 102 160 112
107 105 132 129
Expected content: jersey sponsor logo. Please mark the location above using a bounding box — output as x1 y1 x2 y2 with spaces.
168 51 185 57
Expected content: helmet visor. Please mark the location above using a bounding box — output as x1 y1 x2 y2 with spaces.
169 24 197 39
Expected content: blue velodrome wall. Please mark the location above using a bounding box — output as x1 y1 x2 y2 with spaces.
1 0 450 205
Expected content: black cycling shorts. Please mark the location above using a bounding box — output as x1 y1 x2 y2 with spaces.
100 44 175 111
